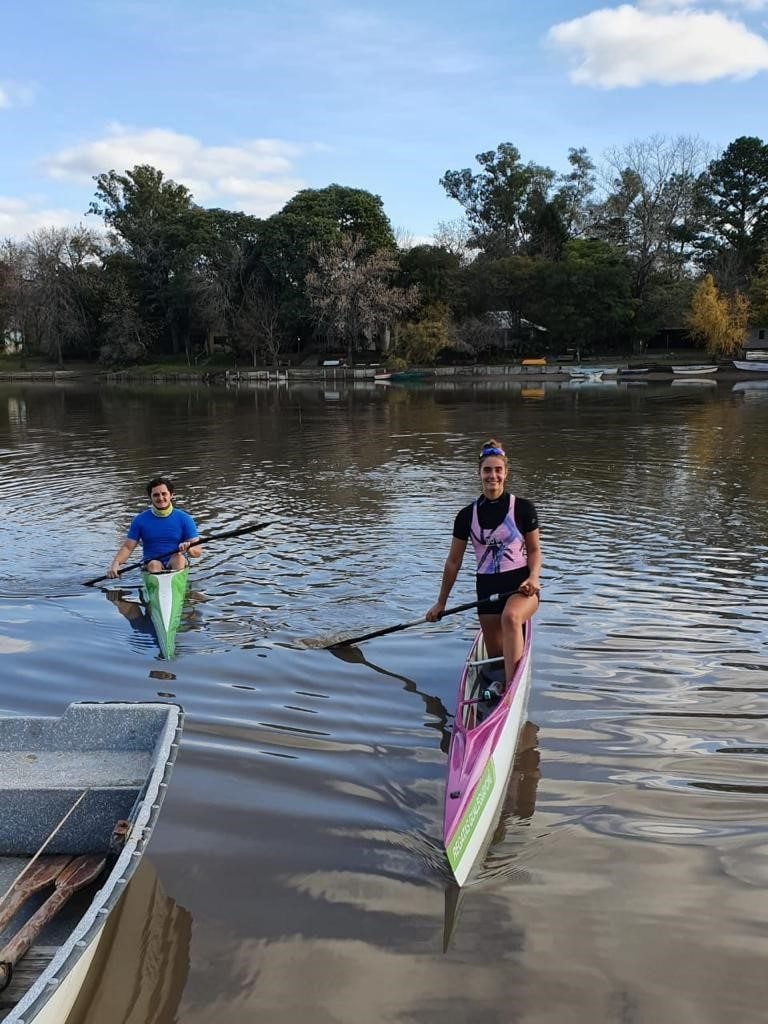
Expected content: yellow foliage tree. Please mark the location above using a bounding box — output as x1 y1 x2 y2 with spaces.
686 274 749 357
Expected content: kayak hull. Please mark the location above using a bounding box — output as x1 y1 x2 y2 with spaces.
140 567 189 659
443 622 533 886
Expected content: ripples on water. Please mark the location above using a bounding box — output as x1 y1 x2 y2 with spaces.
2 380 768 1023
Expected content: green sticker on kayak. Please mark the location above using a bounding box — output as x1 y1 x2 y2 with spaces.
447 759 496 871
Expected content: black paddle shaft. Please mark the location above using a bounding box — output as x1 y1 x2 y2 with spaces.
83 521 271 586
327 590 521 648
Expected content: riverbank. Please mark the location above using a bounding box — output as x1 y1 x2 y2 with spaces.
2 352 766 385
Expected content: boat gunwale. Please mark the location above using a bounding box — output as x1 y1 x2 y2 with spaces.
6 701 183 1024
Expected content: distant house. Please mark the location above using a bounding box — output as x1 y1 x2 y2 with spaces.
744 326 768 360
3 328 23 355
487 311 547 351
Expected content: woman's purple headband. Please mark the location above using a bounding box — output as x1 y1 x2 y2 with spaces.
480 445 505 457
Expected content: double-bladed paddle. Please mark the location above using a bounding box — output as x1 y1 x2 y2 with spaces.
325 590 520 648
83 521 272 587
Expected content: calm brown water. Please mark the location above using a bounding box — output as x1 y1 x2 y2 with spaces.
2 377 768 1024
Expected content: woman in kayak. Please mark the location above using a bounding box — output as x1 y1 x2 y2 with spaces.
426 439 541 684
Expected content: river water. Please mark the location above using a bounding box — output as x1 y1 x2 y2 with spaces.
1 377 768 1024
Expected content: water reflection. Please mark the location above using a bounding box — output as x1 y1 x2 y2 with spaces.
1 380 767 1023
443 721 541 951
66 858 191 1024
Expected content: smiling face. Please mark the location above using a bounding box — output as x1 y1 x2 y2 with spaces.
479 455 507 500
149 483 173 510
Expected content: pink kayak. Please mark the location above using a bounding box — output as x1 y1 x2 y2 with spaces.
443 621 533 885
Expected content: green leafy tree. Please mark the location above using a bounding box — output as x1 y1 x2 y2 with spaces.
440 143 559 257
695 136 768 289
398 245 462 312
749 249 768 325
395 303 456 364
89 165 205 358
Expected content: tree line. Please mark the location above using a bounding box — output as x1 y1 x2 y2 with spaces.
2 133 768 367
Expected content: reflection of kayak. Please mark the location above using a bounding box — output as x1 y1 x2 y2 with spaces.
442 719 540 949
65 858 191 1024
0 702 182 1024
443 623 533 886
140 568 189 659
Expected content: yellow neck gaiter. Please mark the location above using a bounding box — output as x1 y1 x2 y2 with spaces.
151 503 174 518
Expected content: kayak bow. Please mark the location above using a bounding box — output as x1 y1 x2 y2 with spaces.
140 567 189 659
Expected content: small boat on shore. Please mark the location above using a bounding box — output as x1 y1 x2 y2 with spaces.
671 365 718 375
443 623 533 886
140 567 189 659
0 701 182 1024
733 360 768 373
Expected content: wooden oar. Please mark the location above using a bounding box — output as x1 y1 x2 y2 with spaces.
0 856 71 933
325 590 521 648
83 521 272 586
0 855 106 991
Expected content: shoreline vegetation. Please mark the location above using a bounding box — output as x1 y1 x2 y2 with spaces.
2 136 768 372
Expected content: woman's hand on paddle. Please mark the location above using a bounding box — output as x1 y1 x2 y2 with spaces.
518 579 541 599
426 601 446 622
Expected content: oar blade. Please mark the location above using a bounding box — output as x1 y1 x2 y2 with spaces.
0 856 72 933
0 855 106 990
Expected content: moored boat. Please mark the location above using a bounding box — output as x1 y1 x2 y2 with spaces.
140 567 189 659
671 364 718 375
733 359 768 373
0 701 182 1024
443 622 533 886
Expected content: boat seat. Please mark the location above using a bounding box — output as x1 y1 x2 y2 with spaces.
466 655 503 667
0 750 150 855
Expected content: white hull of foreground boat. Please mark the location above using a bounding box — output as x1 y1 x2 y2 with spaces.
2 702 183 1024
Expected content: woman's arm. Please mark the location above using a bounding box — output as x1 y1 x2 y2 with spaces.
426 537 467 621
518 528 541 597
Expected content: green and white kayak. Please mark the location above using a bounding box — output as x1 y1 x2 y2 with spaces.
140 567 189 659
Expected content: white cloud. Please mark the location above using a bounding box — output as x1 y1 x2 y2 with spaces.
0 81 36 109
0 197 83 238
548 4 768 87
43 125 307 217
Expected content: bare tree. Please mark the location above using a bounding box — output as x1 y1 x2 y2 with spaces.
594 135 711 295
24 227 102 363
305 234 419 363
433 218 475 264
232 275 286 367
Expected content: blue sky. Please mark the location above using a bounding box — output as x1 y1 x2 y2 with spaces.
2 0 768 241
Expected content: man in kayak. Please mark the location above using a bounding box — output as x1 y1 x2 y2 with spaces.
426 438 541 684
106 477 201 578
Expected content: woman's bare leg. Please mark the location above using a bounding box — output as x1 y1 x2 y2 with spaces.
478 613 503 664
500 594 538 682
